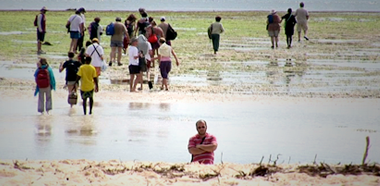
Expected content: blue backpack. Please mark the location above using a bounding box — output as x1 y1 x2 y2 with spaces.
106 22 114 36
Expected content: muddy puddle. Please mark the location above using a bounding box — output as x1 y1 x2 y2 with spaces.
0 95 379 164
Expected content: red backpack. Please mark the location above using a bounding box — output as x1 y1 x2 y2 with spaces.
36 68 50 88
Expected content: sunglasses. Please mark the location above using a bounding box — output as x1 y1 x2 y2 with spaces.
197 126 205 129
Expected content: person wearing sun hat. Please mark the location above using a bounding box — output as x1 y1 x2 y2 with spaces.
85 38 104 77
267 9 281 49
36 6 48 55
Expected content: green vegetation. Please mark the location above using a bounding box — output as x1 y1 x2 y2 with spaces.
0 11 379 65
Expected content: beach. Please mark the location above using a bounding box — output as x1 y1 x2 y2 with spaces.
0 9 380 185
1 159 380 185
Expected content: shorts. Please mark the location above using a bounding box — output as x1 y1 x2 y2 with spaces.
297 22 308 32
268 30 279 37
66 81 77 86
151 41 160 50
37 31 45 42
70 31 81 39
159 61 172 79
129 65 140 75
80 90 94 99
110 40 123 47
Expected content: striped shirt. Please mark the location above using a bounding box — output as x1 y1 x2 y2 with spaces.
188 133 217 164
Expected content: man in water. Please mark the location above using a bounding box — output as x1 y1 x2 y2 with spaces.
295 2 309 41
188 120 218 164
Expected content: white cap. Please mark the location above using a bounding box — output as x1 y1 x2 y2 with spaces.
160 16 166 21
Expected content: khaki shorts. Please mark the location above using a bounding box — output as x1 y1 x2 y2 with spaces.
268 30 279 37
297 22 308 32
66 81 77 86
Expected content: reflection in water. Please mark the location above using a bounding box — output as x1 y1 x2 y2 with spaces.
129 102 151 110
266 58 308 86
159 103 170 111
266 61 280 85
65 116 97 145
35 115 53 144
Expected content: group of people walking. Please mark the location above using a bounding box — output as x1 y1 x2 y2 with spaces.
267 2 310 49
34 7 181 115
33 3 310 115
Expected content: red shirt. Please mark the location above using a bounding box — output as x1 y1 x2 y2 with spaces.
188 133 217 164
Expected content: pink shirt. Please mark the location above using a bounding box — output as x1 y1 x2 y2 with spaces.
188 133 217 164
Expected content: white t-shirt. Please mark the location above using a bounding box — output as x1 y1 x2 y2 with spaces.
68 14 83 32
145 43 152 61
85 43 104 67
80 13 86 26
129 46 139 66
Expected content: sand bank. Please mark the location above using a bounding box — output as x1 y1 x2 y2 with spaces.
1 159 379 185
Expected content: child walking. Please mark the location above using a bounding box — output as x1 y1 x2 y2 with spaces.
75 56 99 115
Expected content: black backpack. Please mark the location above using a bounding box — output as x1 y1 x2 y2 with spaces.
166 24 177 40
66 60 79 75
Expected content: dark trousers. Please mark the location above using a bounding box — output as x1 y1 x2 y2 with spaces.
286 34 293 47
77 32 85 52
211 34 220 52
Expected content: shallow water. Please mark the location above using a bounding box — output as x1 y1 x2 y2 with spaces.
1 60 379 95
0 95 379 164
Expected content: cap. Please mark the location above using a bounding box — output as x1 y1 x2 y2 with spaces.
160 16 166 21
40 6 48 11
78 7 86 13
138 8 146 13
92 38 99 43
271 9 277 14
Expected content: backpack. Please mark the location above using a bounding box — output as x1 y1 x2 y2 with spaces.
106 22 115 36
65 60 79 76
166 24 177 40
207 24 213 39
267 14 274 24
36 68 50 88
34 14 39 26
